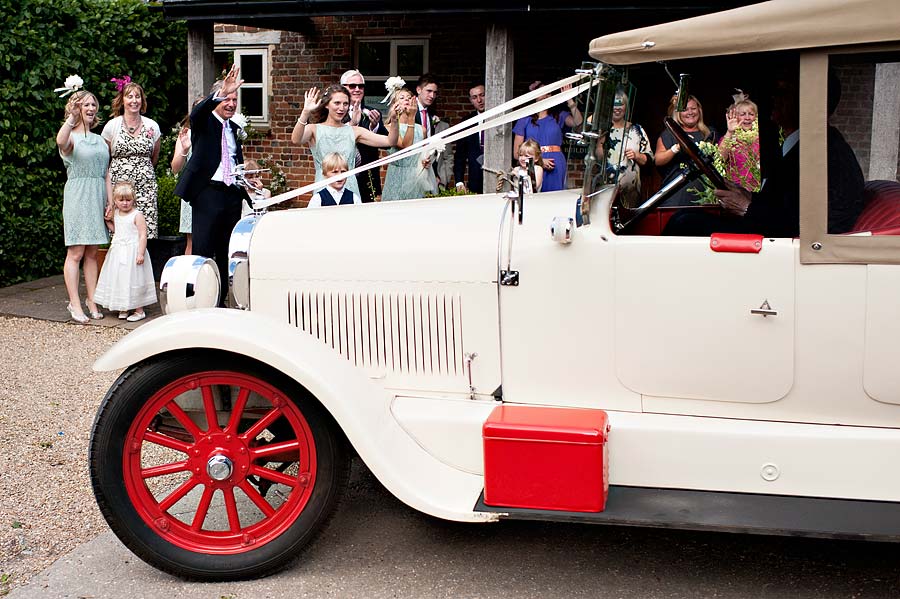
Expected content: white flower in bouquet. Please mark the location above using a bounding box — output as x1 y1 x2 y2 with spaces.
54 74 84 98
381 76 406 104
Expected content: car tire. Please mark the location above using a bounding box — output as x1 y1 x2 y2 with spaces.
89 350 348 580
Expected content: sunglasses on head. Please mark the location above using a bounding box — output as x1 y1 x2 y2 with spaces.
345 83 365 89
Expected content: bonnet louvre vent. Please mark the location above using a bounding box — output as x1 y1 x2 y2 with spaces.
287 290 465 376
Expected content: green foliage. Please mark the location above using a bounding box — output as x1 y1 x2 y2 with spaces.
0 0 187 287
156 172 181 237
425 186 469 198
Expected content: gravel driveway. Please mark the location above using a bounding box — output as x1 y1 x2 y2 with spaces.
0 316 126 594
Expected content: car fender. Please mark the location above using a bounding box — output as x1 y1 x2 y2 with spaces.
94 309 494 523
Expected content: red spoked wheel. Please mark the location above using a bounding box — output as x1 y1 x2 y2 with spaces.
90 351 348 580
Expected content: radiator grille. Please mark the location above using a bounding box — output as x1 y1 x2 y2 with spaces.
287 290 465 376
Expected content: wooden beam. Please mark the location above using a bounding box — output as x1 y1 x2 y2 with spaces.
484 24 514 194
187 22 216 107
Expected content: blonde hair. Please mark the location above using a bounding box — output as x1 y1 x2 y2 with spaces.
111 82 147 116
732 98 759 117
667 94 711 139
321 152 349 174
518 139 544 168
64 90 101 130
112 180 136 203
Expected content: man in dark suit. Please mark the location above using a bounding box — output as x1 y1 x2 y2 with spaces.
413 73 449 192
454 83 486 194
340 69 388 203
174 64 250 305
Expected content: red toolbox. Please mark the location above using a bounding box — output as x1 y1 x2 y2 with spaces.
483 406 609 512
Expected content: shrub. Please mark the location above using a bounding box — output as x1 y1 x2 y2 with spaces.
0 0 187 287
156 172 181 237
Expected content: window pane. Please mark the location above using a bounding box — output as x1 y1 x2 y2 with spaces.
358 41 390 77
397 44 424 77
829 52 900 235
241 88 263 118
214 51 233 79
240 54 263 83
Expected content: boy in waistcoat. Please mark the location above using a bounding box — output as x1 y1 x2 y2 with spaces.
307 153 362 208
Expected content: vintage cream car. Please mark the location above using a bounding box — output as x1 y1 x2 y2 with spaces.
90 0 900 581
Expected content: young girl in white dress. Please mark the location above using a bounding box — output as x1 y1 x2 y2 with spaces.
94 181 157 321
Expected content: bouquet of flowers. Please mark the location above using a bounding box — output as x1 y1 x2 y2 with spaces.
687 140 728 205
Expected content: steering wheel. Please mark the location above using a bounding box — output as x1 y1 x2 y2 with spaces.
664 116 728 190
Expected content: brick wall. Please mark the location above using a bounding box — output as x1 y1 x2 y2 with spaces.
830 63 875 176
213 13 660 201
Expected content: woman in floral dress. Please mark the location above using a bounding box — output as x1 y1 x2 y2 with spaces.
718 94 761 192
604 91 653 208
102 81 161 238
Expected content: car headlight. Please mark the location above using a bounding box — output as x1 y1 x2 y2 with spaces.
159 256 221 314
228 214 260 310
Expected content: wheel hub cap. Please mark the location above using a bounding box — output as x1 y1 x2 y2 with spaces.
206 454 233 481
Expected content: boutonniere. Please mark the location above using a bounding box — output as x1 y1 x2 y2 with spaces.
431 115 441 126
231 112 249 140
144 127 154 140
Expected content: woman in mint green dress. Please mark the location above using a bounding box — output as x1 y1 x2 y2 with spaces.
291 84 400 199
56 90 109 323
382 88 437 201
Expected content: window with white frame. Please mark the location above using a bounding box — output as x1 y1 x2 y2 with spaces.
355 37 429 105
214 47 270 125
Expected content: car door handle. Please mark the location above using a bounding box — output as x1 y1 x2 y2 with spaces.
750 299 777 317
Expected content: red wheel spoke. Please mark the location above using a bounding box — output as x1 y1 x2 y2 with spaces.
224 387 251 434
223 487 242 533
201 385 221 433
121 367 322 556
164 401 203 441
158 476 200 512
142 460 189 479
144 431 192 454
241 407 283 442
238 480 277 518
191 485 215 531
250 439 300 461
250 465 298 488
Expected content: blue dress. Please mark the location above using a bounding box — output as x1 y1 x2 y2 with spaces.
382 124 436 201
60 132 110 246
512 111 570 192
311 124 360 197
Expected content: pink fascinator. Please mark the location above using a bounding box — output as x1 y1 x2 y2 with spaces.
111 75 133 92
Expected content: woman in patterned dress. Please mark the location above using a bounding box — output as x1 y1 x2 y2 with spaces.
101 81 161 238
291 84 399 198
604 91 653 209
56 90 110 323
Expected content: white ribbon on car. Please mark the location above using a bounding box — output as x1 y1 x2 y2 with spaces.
255 73 596 209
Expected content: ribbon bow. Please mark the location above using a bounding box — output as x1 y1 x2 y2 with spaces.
111 75 132 92
53 75 84 98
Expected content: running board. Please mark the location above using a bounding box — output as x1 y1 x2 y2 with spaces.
475 486 900 542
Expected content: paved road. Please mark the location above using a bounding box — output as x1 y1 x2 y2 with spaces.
11 460 900 599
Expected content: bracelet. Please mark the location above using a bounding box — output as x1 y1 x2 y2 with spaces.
297 118 308 126
66 121 77 128
180 152 189 157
